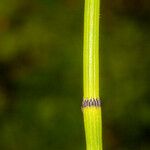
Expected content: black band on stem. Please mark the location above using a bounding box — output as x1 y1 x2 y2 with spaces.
82 98 102 108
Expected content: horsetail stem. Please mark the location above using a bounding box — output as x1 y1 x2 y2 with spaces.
82 0 102 150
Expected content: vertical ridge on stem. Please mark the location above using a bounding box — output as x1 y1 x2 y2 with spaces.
83 0 100 99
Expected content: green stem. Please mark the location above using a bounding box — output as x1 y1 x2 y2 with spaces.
83 0 102 150
83 0 99 98
83 107 102 150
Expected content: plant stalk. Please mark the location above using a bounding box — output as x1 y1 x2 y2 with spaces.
82 0 102 150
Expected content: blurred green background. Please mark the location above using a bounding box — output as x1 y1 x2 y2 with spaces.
0 0 149 149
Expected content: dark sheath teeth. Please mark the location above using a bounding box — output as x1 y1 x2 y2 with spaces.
82 98 102 108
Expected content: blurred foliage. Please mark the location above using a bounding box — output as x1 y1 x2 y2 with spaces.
0 0 149 150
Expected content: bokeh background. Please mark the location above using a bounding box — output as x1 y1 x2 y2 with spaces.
0 0 149 149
